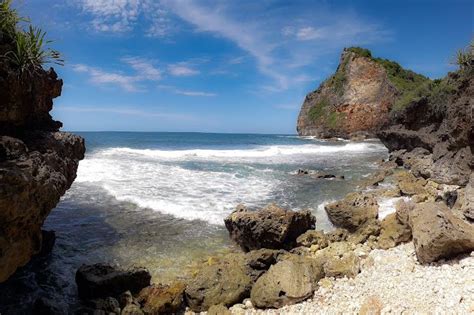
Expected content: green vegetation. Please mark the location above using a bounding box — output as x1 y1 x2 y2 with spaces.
453 40 473 75
328 57 349 96
327 111 345 129
0 0 63 76
308 98 330 121
346 46 372 58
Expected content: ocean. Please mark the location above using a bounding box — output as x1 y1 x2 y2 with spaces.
0 132 388 312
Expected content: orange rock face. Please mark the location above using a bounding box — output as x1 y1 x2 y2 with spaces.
297 49 398 138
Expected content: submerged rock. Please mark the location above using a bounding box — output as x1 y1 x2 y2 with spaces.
250 255 324 308
325 192 378 232
184 255 252 312
224 204 316 251
409 202 474 263
75 264 151 299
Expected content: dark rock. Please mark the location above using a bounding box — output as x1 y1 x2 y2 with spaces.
87 297 121 314
409 202 474 263
38 230 56 256
250 255 324 308
137 282 185 315
119 291 134 308
224 204 316 251
33 297 66 315
75 264 151 299
184 254 252 312
325 192 379 232
244 248 286 281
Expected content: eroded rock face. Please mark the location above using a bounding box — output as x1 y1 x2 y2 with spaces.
0 132 84 282
250 255 324 308
378 74 473 186
184 255 253 312
0 36 85 283
324 192 379 232
75 264 151 299
297 49 397 138
409 202 474 264
224 204 316 252
137 282 186 315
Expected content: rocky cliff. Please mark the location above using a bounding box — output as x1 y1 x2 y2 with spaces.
0 46 85 281
378 70 473 186
297 47 429 138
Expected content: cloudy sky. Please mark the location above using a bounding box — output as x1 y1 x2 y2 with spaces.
18 0 473 133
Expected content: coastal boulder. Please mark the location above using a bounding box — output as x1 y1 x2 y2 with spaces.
244 248 286 281
462 174 474 220
224 204 316 251
409 202 474 263
75 264 151 299
325 192 378 232
377 213 412 250
296 230 329 250
313 242 360 278
184 255 252 312
137 282 185 315
250 255 324 308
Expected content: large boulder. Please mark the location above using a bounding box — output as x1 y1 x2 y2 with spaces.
409 202 474 263
184 255 253 312
224 204 316 251
325 192 378 232
377 213 412 249
250 255 324 308
462 174 474 220
313 242 360 278
137 282 185 315
296 230 329 250
244 248 286 281
75 264 151 299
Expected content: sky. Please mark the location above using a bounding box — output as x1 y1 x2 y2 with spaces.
17 0 473 134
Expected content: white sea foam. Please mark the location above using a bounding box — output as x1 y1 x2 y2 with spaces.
76 142 387 225
377 196 410 220
99 142 385 161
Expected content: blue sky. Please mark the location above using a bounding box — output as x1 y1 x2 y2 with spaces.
19 0 473 133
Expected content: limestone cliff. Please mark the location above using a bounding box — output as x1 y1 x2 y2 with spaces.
0 46 85 281
297 47 428 138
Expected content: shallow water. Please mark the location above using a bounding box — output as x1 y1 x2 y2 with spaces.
0 132 388 313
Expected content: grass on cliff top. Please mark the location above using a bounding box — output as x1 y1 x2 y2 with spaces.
0 0 63 76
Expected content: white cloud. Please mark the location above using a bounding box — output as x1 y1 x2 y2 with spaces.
168 64 200 76
296 27 324 41
58 105 195 121
158 84 216 97
122 57 162 80
72 64 140 92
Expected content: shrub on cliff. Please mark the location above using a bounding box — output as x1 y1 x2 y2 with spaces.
453 40 473 76
0 0 63 76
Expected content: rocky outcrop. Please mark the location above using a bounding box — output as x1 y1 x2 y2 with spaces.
250 255 324 308
0 22 85 283
224 204 316 251
297 48 400 138
378 73 473 186
75 264 152 299
324 192 379 232
409 202 474 264
137 282 186 314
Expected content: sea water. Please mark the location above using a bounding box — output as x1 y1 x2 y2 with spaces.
0 132 388 312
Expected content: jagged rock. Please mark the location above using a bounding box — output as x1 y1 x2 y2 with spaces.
462 174 474 220
244 248 286 281
0 132 85 282
297 169 344 180
326 228 349 243
119 291 134 308
297 48 398 138
377 213 412 249
313 242 360 278
325 192 378 232
296 230 328 250
87 297 121 314
250 255 324 308
347 220 381 244
394 171 429 196
208 304 231 315
409 202 474 263
75 264 151 299
224 204 316 251
184 255 252 312
137 282 185 315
